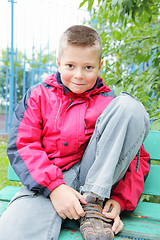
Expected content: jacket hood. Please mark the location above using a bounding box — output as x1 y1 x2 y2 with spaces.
43 72 111 99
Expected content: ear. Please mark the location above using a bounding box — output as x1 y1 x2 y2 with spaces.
57 57 61 72
98 60 103 76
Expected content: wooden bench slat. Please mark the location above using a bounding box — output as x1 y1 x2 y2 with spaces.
59 230 129 240
7 162 20 182
143 165 160 195
0 201 8 217
59 229 82 239
133 201 160 220
59 230 132 240
0 186 21 202
143 131 160 160
118 214 160 240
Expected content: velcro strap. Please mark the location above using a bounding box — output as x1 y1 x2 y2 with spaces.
82 203 113 223
85 211 113 223
82 203 102 212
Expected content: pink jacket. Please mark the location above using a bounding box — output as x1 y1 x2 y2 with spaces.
7 72 150 212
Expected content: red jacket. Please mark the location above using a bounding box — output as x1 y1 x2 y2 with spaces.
7 72 150 212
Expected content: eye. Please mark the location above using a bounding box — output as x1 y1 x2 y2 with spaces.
85 66 93 70
67 64 74 69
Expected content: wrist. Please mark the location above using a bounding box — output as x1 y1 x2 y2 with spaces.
49 183 66 198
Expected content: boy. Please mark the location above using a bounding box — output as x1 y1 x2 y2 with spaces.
0 25 150 240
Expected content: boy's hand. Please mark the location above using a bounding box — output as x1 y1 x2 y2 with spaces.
102 199 124 235
49 184 87 220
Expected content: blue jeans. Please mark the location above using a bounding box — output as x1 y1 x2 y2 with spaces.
0 93 150 240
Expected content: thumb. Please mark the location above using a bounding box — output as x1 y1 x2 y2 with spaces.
103 202 111 212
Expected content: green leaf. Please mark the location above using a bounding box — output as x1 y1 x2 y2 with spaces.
88 0 94 10
112 0 118 6
79 0 88 8
151 119 160 131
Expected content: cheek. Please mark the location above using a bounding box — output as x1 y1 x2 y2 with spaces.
61 72 72 84
87 75 97 87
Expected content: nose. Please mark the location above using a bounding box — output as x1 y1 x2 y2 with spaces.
74 68 83 79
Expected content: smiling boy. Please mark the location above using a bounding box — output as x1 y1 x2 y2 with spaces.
0 25 150 240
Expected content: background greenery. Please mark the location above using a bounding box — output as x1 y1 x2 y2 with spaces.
80 0 160 130
0 137 22 189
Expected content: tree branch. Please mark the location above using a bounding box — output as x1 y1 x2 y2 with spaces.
124 36 157 47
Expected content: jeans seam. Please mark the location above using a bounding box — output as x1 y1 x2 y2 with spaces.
47 214 60 240
118 120 149 165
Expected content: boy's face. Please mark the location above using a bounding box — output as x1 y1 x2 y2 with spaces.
57 45 103 94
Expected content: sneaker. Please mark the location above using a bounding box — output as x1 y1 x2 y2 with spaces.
80 195 114 240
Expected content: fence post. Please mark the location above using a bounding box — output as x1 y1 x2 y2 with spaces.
8 0 15 132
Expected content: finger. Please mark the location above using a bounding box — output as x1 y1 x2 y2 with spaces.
114 220 124 235
74 200 85 217
59 213 66 219
65 208 79 220
73 190 87 205
102 209 116 219
64 198 85 219
112 215 120 232
103 202 111 212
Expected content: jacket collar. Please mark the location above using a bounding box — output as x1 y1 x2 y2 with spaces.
43 72 111 99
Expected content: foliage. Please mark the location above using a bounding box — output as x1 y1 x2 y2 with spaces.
80 0 160 130
0 138 22 190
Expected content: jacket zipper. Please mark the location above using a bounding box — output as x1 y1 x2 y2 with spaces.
67 99 74 108
54 98 62 131
84 102 89 134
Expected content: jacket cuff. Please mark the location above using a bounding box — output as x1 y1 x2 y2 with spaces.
110 195 126 212
43 179 66 197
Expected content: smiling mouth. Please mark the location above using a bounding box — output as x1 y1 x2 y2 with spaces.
72 82 85 86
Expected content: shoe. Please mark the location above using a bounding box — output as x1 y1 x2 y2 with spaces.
80 195 114 240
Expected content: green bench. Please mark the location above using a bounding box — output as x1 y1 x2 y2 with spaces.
0 130 160 239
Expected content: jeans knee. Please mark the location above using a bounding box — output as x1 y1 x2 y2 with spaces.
117 92 150 125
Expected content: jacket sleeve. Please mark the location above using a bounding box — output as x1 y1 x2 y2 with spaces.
110 145 150 212
7 87 66 197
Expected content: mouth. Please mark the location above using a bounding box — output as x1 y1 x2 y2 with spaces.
72 82 85 86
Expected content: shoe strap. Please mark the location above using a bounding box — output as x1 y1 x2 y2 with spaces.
82 203 113 223
85 211 113 223
82 203 102 212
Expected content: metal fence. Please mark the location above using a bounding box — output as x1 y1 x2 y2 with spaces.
0 0 90 133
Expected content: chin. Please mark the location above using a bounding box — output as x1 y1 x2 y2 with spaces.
71 89 85 94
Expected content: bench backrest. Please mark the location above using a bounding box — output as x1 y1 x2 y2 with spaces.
142 130 160 196
8 130 160 196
